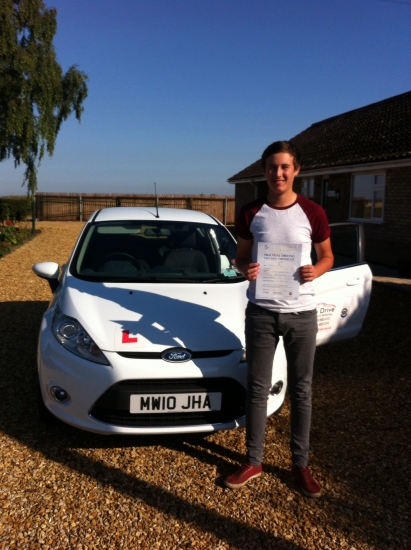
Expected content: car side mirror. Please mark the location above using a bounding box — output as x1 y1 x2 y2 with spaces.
33 262 60 292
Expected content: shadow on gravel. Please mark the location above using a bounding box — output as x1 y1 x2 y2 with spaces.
1 288 410 549
309 284 411 549
0 300 304 550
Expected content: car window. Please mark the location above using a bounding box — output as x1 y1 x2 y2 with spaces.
311 223 364 269
70 220 244 283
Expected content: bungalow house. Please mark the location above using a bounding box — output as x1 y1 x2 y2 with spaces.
228 91 411 271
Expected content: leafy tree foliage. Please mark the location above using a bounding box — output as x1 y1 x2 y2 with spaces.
0 0 88 194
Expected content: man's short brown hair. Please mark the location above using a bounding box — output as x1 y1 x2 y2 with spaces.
261 141 301 170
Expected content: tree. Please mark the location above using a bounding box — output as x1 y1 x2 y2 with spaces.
0 0 88 194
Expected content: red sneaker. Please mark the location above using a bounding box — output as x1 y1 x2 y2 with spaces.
224 463 262 489
291 465 322 498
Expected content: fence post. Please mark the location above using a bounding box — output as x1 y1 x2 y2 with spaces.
188 197 193 210
79 196 83 222
223 198 227 225
116 197 121 207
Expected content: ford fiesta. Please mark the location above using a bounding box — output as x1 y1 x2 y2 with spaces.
33 207 372 435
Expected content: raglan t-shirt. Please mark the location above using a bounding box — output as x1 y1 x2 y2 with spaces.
236 195 331 313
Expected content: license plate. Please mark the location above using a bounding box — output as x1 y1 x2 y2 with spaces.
130 392 222 414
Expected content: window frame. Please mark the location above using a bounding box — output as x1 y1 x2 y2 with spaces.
301 178 315 199
349 172 385 224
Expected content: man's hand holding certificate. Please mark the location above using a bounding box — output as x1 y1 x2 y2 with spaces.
255 243 302 300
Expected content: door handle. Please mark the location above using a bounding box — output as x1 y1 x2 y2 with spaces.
346 277 363 286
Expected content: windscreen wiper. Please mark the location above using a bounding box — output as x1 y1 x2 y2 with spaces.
130 277 200 283
200 274 246 283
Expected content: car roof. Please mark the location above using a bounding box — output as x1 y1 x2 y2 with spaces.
92 207 220 225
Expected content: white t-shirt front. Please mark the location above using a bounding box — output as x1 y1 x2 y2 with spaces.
236 195 331 313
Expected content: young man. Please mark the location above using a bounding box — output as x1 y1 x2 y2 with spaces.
224 141 334 498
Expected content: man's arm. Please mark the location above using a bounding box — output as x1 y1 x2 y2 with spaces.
299 238 334 283
236 236 260 281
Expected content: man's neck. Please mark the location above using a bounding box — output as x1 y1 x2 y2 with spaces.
267 191 297 207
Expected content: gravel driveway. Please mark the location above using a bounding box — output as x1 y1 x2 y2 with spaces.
0 222 410 549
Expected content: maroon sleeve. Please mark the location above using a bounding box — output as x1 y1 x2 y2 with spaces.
297 196 331 243
235 199 264 240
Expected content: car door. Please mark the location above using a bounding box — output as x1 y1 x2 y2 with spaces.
313 223 372 346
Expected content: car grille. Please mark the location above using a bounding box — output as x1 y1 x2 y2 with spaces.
116 350 233 359
89 378 246 427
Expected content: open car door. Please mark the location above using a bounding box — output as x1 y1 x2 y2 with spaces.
313 223 372 346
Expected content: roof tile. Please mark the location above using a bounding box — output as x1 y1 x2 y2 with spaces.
228 91 411 181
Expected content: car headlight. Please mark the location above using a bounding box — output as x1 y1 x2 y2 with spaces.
52 306 110 365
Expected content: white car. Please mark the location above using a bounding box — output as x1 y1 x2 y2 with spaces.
33 208 372 435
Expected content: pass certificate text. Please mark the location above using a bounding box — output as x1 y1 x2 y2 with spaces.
255 243 302 300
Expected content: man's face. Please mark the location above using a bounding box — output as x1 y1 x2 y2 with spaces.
263 152 300 200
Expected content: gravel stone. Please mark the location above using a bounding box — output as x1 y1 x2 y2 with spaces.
0 221 410 549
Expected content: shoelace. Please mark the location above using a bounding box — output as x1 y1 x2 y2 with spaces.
235 463 255 477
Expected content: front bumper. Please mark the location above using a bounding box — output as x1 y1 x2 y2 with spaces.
38 310 286 435
38 314 248 434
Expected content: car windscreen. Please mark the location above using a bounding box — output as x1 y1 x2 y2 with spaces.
70 220 244 283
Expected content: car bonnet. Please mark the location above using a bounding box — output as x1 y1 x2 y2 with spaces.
57 274 248 353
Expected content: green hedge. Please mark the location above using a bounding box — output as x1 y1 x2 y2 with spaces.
0 197 33 222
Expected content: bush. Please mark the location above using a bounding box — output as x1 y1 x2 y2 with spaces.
0 221 18 244
0 220 32 258
0 197 33 222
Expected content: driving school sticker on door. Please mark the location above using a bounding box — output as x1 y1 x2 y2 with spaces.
316 302 336 331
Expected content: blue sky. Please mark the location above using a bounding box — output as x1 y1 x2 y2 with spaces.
1 0 410 196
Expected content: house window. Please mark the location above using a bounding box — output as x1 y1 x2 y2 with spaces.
350 174 385 221
301 179 314 199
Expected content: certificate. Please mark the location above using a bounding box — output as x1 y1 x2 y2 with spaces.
255 242 302 300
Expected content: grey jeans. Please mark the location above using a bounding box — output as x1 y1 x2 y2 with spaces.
245 301 318 468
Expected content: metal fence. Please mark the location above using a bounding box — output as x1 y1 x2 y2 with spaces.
35 193 235 225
